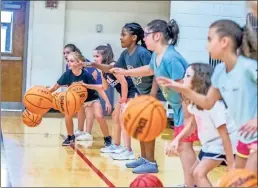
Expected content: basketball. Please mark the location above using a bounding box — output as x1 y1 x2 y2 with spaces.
52 91 61 110
57 91 81 116
23 86 53 115
130 174 163 187
123 95 167 142
22 109 42 127
217 169 257 187
68 82 88 104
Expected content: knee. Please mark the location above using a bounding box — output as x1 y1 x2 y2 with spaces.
177 142 193 153
193 167 205 180
95 113 104 120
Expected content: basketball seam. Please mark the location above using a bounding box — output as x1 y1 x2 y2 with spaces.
66 92 69 116
25 94 52 103
24 96 50 110
54 97 58 109
130 100 156 137
71 92 77 115
123 97 151 131
142 179 147 187
130 100 156 135
156 106 167 136
23 111 39 126
123 96 151 114
146 176 161 187
141 104 156 141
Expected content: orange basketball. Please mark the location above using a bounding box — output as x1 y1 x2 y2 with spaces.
68 82 88 104
23 86 53 115
130 174 163 187
123 95 167 142
57 91 81 116
52 91 60 110
217 169 257 187
22 109 42 127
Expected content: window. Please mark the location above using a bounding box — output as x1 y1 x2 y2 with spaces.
246 12 257 34
1 11 14 53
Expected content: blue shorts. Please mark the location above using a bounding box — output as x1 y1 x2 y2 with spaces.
198 149 227 166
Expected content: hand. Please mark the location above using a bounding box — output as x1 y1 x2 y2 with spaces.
165 139 179 157
110 67 127 75
249 143 257 152
118 97 127 104
84 62 93 67
75 61 93 68
105 102 112 114
156 76 186 92
239 118 257 138
227 162 235 172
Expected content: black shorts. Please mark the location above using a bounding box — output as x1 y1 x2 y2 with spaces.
127 89 139 99
198 149 227 166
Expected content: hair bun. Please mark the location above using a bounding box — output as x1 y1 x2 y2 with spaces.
167 19 179 45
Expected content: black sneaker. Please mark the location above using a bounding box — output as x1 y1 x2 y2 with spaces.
62 135 75 146
104 136 112 147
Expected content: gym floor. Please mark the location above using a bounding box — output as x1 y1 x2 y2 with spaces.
1 112 226 187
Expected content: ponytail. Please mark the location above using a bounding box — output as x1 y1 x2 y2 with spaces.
146 19 180 45
95 43 115 64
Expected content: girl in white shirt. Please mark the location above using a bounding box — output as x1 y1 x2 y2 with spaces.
167 63 237 187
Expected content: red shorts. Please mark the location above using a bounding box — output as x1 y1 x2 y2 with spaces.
174 125 199 142
236 140 258 158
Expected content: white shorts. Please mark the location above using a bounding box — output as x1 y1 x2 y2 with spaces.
84 99 100 107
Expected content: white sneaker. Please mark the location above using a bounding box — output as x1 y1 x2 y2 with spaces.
74 130 84 137
113 146 126 154
100 144 122 153
76 132 93 141
111 149 135 160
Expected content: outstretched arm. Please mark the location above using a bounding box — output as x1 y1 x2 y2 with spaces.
110 65 154 77
156 76 221 110
48 83 61 93
89 62 114 73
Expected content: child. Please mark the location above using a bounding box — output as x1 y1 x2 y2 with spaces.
156 19 257 171
167 63 236 187
49 52 113 149
82 23 165 173
86 43 139 160
111 19 199 185
63 44 106 141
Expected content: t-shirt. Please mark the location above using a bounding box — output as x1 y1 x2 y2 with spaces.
102 72 138 98
86 67 102 84
149 45 188 126
65 58 102 84
188 101 237 154
211 55 257 132
115 45 164 100
65 57 91 71
57 69 99 102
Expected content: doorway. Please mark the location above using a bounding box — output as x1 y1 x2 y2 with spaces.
1 1 29 111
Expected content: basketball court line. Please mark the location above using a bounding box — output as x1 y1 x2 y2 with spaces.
60 134 115 187
0 129 12 187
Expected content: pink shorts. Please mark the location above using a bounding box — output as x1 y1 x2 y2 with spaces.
236 140 258 158
174 125 199 142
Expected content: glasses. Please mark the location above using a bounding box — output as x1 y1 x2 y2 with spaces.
144 31 155 38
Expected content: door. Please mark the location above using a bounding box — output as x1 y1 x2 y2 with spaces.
1 1 28 110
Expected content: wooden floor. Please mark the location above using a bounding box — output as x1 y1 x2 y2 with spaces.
1 112 226 187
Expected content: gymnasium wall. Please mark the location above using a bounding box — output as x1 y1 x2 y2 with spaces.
170 1 247 64
26 1 170 102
